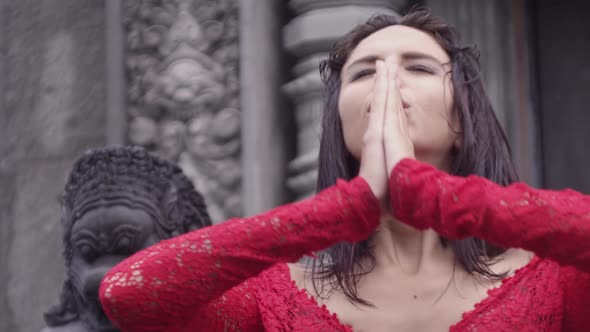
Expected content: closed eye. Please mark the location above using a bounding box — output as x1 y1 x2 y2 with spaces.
407 64 435 74
74 238 99 262
113 232 137 254
111 224 143 254
351 68 376 82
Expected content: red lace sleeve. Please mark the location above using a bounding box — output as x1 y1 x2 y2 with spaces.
561 266 590 331
99 176 380 331
389 158 590 270
389 159 590 328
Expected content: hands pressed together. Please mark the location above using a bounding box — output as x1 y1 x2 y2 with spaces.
358 58 415 203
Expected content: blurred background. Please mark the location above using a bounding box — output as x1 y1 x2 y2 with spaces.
1 0 589 330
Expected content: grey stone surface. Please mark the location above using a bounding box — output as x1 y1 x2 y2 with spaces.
105 0 127 145
0 1 107 331
7 161 70 332
283 5 399 58
0 171 17 332
240 0 292 215
289 0 404 14
2 1 106 165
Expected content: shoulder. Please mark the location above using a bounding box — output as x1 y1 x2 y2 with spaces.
225 263 295 294
287 262 308 289
258 263 299 284
488 249 535 278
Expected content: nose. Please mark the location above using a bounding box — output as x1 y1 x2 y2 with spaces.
82 267 112 300
383 56 405 87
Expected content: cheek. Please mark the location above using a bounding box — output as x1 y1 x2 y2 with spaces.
406 78 457 145
143 234 161 248
338 85 370 159
442 77 454 117
416 78 453 116
68 258 93 294
410 78 454 127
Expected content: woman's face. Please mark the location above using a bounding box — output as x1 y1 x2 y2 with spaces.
338 25 460 170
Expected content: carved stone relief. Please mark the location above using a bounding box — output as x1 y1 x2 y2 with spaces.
124 0 241 222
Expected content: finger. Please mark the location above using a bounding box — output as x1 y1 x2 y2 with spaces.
397 97 410 136
391 62 410 135
395 77 411 137
362 60 386 173
366 60 387 137
359 60 388 199
383 60 414 173
385 63 407 135
363 60 387 169
384 60 402 139
386 60 403 121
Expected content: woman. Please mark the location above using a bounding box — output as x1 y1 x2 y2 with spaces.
99 9 590 331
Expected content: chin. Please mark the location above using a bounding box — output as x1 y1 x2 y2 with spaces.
77 295 120 332
413 151 454 172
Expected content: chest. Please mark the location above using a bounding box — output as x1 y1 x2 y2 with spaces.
274 258 562 332
317 272 493 332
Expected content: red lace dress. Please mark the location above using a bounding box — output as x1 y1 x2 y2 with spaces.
99 159 590 331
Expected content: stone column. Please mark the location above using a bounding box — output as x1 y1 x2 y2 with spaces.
0 1 108 331
283 0 407 200
239 0 291 216
105 0 127 145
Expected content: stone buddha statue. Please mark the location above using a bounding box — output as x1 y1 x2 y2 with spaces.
41 146 212 332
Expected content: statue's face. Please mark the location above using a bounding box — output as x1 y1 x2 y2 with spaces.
69 204 160 330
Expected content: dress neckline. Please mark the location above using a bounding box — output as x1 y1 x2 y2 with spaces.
276 256 541 331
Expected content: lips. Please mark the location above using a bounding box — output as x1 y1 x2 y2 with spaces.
364 99 411 112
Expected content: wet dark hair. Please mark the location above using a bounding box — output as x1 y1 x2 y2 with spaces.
312 8 518 306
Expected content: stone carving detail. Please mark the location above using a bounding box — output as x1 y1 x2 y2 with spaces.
282 58 324 200
41 146 212 332
124 0 241 222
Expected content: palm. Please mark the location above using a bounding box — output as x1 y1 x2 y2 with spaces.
359 58 414 202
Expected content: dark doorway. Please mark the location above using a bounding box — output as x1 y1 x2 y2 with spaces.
532 0 590 192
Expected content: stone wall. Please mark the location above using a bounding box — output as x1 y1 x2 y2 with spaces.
0 1 108 331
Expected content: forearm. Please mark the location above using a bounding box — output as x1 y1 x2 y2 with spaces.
390 159 590 272
100 176 380 330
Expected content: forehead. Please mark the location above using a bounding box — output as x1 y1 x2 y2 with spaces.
345 25 450 65
72 205 155 234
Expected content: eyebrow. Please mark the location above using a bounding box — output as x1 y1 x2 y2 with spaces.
344 52 444 71
113 223 142 234
71 229 96 241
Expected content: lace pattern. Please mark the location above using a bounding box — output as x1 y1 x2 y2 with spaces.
100 177 380 331
99 160 590 331
391 159 590 331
